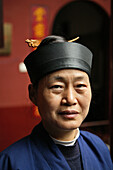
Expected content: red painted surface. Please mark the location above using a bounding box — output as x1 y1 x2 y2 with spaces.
0 106 41 152
0 0 111 151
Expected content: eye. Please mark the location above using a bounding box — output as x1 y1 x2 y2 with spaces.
50 84 64 94
75 83 87 93
76 84 87 88
50 85 63 89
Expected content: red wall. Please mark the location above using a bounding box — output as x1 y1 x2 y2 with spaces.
0 0 111 151
0 106 41 151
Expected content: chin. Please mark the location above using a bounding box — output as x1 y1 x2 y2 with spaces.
58 121 81 131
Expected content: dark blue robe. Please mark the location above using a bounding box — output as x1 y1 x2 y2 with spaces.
0 123 112 170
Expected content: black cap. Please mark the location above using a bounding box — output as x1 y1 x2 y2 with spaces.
24 42 93 84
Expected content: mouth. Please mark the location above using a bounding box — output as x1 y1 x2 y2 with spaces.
58 110 79 119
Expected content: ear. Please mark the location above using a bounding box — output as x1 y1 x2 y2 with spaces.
28 84 38 106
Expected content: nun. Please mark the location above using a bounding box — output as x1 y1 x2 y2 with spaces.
0 35 112 170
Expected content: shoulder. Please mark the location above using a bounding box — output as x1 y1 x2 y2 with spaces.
0 136 31 162
0 136 33 169
79 130 112 160
78 131 113 169
0 123 43 157
79 130 113 166
80 130 104 141
80 130 106 143
79 130 108 150
1 135 30 156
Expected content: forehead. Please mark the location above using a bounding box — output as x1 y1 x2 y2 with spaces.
44 69 89 82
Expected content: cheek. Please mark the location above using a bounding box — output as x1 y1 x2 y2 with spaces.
85 96 91 111
44 94 61 112
80 90 92 113
38 92 60 114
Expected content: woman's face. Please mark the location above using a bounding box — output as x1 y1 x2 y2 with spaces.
31 69 92 140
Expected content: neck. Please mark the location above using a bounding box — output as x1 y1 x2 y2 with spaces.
53 130 78 141
43 123 78 141
50 128 80 146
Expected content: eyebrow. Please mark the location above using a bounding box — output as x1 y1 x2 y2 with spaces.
74 76 86 81
48 75 87 83
48 76 65 82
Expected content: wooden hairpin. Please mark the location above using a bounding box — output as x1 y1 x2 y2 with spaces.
25 39 40 48
25 36 79 48
68 36 79 42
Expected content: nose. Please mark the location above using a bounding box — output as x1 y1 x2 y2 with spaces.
61 86 77 106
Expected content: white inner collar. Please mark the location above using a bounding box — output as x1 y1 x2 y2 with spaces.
50 128 80 146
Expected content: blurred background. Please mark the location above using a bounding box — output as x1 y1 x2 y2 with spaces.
0 0 113 160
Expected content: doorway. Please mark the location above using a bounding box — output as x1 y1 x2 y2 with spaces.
52 1 110 123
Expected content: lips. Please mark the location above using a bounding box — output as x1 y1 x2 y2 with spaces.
58 110 79 119
59 110 79 115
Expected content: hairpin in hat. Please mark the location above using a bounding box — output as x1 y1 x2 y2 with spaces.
25 37 79 48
